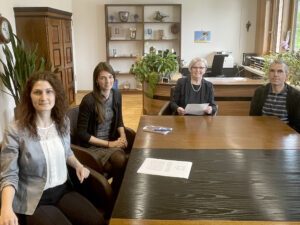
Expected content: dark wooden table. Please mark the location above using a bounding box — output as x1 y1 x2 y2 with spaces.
110 116 300 225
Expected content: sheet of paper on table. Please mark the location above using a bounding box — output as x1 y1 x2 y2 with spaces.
137 158 192 179
185 103 209 115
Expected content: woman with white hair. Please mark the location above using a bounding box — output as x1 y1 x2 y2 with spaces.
170 57 217 115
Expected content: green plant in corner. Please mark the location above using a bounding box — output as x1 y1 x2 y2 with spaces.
263 50 300 86
0 27 45 106
130 47 178 98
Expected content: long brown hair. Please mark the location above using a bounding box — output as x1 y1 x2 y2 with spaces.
92 62 116 123
16 71 68 137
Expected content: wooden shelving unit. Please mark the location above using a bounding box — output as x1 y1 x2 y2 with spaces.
105 4 181 89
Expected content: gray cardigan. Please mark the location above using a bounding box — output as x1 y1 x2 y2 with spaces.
0 120 73 215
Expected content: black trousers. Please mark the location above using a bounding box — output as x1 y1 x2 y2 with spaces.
17 183 105 225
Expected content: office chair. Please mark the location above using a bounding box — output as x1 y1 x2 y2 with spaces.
205 54 228 77
158 86 175 115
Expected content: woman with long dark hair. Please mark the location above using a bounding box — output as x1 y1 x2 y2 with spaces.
0 72 104 225
77 62 127 196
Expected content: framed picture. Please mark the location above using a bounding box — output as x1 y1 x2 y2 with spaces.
110 26 127 40
194 31 211 43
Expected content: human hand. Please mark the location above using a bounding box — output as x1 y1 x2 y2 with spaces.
76 165 90 183
177 107 185 115
108 139 127 149
0 208 18 225
118 136 128 148
204 106 212 115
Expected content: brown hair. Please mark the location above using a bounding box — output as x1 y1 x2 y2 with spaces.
16 71 68 137
92 62 116 123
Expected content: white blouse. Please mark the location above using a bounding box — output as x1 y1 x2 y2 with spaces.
38 123 67 190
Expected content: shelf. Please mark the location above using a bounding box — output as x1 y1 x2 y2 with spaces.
108 21 144 24
144 21 180 24
109 39 143 41
145 39 179 41
105 4 181 86
109 56 137 59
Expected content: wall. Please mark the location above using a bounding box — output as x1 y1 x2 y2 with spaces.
72 0 257 90
0 0 257 141
0 0 72 142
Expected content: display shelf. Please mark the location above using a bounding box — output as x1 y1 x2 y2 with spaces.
105 4 181 89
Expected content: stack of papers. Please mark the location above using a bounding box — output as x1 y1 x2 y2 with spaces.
137 158 192 179
185 103 209 115
143 125 172 135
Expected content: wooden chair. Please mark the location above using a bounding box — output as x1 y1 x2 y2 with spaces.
67 105 136 175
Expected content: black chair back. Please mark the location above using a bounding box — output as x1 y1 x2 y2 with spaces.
67 105 80 144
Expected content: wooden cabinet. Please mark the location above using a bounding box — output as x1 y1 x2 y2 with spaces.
105 4 181 89
14 7 75 104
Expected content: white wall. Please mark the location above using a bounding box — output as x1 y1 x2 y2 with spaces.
0 0 72 142
0 0 257 141
73 0 257 90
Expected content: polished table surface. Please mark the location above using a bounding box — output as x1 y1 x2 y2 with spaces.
133 116 300 150
110 116 300 225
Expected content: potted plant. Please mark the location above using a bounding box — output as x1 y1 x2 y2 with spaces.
263 50 300 86
130 47 179 98
0 27 45 106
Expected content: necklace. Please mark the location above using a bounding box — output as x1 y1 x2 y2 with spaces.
38 122 54 140
191 82 201 92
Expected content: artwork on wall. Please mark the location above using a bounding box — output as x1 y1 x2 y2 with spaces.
194 31 211 43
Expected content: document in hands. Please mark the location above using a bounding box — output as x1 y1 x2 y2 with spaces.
137 158 192 179
185 103 209 115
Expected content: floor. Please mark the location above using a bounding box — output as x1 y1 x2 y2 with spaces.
75 91 143 131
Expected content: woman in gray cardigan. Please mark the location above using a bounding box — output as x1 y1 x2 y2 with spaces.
77 62 127 196
0 72 104 225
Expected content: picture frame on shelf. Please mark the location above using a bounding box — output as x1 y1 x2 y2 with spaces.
110 26 127 40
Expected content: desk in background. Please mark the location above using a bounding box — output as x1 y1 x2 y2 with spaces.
144 77 264 116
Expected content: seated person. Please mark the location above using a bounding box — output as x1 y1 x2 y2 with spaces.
0 72 104 225
77 62 127 196
170 57 217 115
250 59 300 132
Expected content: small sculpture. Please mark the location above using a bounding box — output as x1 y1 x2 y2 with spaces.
153 11 168 22
246 20 251 32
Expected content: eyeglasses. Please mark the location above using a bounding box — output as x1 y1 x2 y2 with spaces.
269 69 285 74
191 66 206 70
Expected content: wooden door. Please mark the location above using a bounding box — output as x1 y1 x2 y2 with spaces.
62 19 75 104
47 17 74 104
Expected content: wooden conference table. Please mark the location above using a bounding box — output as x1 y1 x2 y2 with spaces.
110 116 300 225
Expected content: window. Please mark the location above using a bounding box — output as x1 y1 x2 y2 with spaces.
294 0 300 50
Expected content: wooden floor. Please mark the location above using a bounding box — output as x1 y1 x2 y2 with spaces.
75 91 143 131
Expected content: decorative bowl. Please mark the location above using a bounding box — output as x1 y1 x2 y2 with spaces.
119 11 129 22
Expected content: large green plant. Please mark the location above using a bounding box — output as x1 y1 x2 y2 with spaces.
0 27 45 106
130 47 178 98
263 51 300 86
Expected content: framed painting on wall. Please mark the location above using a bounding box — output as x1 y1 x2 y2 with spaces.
194 31 211 43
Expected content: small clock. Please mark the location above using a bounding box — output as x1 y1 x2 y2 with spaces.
0 15 11 44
